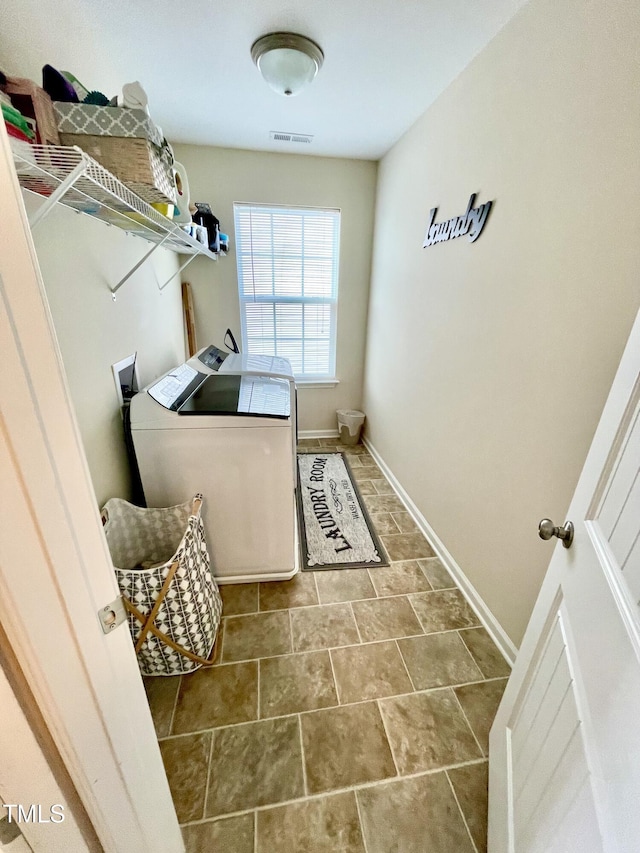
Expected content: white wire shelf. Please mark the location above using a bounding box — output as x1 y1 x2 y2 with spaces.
11 141 217 296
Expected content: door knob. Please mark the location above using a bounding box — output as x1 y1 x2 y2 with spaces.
538 518 574 549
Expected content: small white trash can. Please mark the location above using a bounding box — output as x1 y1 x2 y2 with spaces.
337 409 365 446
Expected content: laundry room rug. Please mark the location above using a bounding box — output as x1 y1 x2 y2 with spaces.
297 452 389 571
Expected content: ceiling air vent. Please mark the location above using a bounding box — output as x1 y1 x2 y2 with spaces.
270 131 313 144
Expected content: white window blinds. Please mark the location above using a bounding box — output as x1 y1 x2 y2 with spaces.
234 203 340 379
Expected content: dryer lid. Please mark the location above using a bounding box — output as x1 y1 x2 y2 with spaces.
223 352 294 379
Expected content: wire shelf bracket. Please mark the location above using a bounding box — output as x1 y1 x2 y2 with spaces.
112 233 172 299
159 254 198 293
29 160 89 229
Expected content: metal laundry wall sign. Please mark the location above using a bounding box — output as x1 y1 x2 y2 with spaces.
422 193 493 248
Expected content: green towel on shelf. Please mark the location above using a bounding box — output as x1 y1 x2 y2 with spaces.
1 103 35 138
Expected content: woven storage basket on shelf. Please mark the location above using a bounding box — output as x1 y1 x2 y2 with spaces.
101 494 222 676
59 133 177 205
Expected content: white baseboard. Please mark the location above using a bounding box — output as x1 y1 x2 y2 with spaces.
299 429 340 439
363 437 518 667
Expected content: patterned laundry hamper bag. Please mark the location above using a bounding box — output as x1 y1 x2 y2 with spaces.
101 494 222 676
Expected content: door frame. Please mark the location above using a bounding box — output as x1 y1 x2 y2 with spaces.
0 128 183 850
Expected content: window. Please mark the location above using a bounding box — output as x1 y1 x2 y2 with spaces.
234 203 340 380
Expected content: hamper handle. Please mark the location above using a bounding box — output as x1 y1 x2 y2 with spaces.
191 494 203 517
123 596 219 667
133 560 179 654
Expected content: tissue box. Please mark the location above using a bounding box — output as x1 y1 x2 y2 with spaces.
59 133 177 205
54 103 164 148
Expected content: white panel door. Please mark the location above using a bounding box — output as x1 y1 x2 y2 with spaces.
489 306 640 853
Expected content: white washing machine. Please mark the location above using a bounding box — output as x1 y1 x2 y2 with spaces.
130 362 298 584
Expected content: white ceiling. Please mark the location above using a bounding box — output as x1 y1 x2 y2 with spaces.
0 0 528 160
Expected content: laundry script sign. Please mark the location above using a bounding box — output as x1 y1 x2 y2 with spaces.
423 193 493 248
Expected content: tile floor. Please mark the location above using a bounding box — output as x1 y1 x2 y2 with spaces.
146 439 511 853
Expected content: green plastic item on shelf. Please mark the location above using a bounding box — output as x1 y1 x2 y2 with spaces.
61 70 90 102
83 91 110 106
1 103 35 138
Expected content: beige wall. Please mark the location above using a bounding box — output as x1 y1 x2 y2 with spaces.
363 0 640 644
173 145 377 432
28 198 184 506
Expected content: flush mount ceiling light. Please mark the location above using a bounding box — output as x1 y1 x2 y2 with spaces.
251 32 324 97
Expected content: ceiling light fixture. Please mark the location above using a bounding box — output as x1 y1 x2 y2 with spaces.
251 32 324 97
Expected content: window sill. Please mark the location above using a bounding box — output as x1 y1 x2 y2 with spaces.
296 378 340 389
